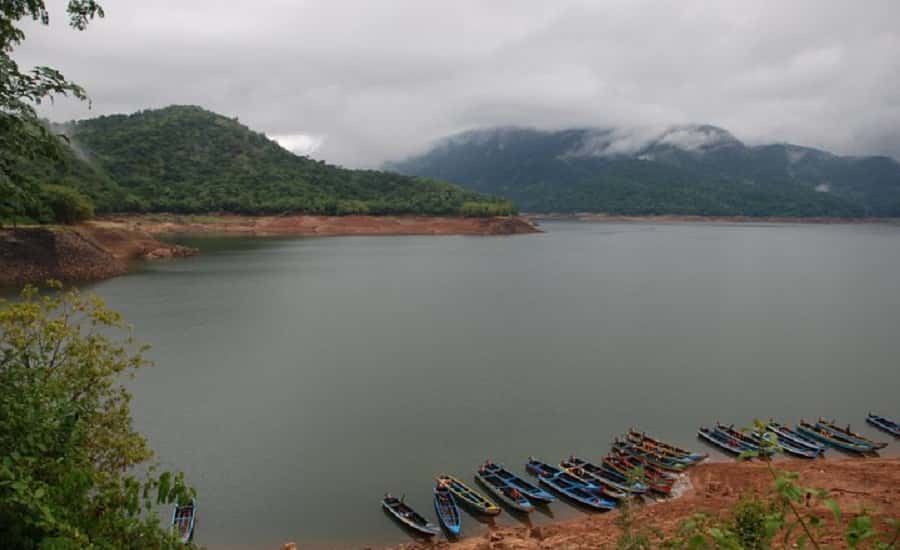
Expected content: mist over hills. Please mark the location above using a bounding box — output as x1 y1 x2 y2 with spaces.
387 125 900 217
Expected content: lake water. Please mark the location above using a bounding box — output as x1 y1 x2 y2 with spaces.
79 221 900 549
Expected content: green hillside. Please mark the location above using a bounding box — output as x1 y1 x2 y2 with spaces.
12 106 514 222
387 126 900 217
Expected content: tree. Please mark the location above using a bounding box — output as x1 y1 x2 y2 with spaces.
1 1 104 225
0 283 195 549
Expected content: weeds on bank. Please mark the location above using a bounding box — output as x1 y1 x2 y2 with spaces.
614 420 899 549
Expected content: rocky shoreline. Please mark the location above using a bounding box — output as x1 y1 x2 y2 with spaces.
0 214 539 287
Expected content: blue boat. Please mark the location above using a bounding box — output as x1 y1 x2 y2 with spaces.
626 429 708 464
475 468 535 513
749 430 820 459
480 461 555 504
563 455 647 495
383 494 440 537
171 498 196 544
867 413 900 438
766 421 825 454
697 426 748 455
796 421 874 454
525 458 616 511
817 418 887 450
715 423 775 456
612 440 690 471
433 484 461 536
560 458 630 499
525 458 601 490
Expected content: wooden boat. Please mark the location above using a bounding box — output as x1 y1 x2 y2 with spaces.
436 474 501 516
171 498 196 544
480 461 555 504
697 426 748 456
626 429 708 464
766 421 825 454
602 453 674 495
475 468 535 513
525 458 616 511
525 458 601 491
563 455 648 495
612 440 689 472
817 418 888 450
796 421 874 454
560 457 634 498
866 413 900 438
715 423 775 456
433 484 461 536
748 430 820 459
383 494 440 537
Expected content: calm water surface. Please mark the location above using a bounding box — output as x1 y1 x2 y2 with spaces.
80 221 900 549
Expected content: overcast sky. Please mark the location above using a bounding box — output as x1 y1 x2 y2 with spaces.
16 0 900 167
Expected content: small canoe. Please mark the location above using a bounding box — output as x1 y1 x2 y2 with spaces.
749 430 820 459
867 413 900 438
475 469 534 513
433 484 461 536
564 455 647 495
817 418 888 450
436 474 501 516
796 421 874 454
171 498 196 544
602 454 673 496
697 426 748 456
606 450 677 485
525 458 616 511
383 494 440 537
480 461 555 504
525 457 600 490
560 458 630 499
626 429 708 464
715 424 775 456
611 440 689 472
766 422 825 454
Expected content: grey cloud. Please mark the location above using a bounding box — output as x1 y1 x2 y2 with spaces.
16 0 900 167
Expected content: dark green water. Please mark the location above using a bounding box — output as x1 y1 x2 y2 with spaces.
78 221 900 549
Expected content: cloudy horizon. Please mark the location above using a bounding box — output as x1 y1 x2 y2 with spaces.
16 0 900 168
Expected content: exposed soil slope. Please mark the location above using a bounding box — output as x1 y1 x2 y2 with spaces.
389 457 900 550
0 225 195 287
97 214 540 237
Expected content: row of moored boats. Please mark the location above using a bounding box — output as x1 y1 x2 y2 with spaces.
384 413 898 539
698 414 897 458
382 428 707 538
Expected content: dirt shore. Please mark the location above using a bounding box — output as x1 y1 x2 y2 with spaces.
95 213 540 237
0 214 538 287
388 457 900 550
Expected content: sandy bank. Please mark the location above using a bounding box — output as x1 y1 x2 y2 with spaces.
95 213 540 237
388 457 900 550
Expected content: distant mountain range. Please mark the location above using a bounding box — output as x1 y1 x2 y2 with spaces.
16 106 513 222
386 125 900 217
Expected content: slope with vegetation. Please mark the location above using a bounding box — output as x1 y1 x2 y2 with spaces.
387 126 900 217
5 106 515 224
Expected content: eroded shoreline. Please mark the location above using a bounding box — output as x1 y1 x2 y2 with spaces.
385 457 900 550
0 214 539 287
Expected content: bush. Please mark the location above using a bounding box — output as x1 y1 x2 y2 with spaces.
39 184 95 224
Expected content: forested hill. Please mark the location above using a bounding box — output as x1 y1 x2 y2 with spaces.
18 106 514 220
387 126 900 217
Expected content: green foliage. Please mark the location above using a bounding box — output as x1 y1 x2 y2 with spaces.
389 127 900 217
730 498 779 550
27 105 515 217
0 284 195 549
614 466 661 550
36 184 94 224
1 1 104 225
